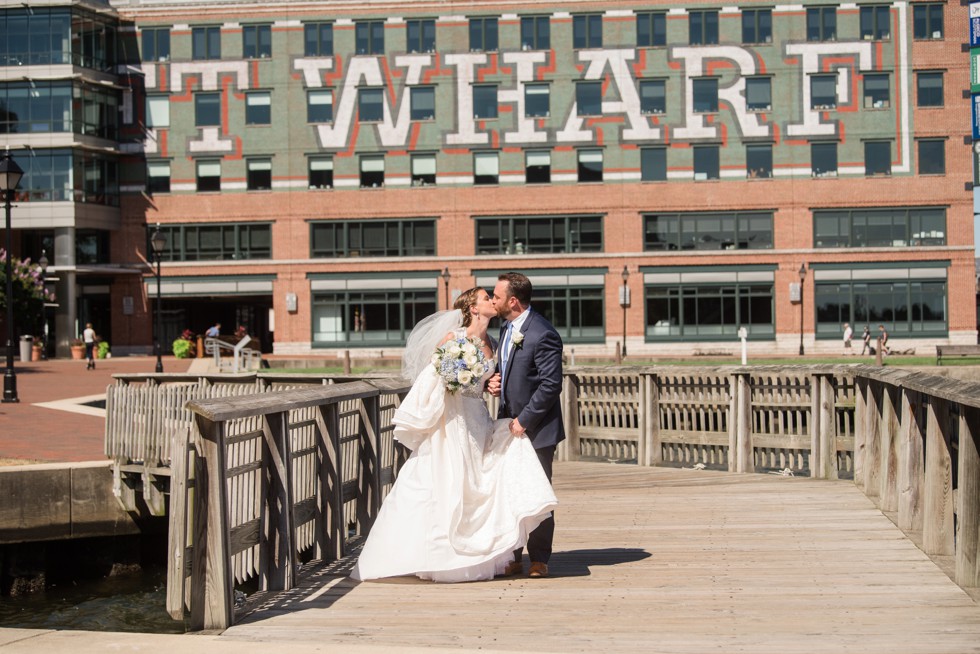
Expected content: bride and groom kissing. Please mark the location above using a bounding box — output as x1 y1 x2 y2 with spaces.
352 272 565 583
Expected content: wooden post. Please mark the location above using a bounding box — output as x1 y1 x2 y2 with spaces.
260 411 295 592
853 376 867 490
879 385 900 513
343 350 351 375
320 403 345 560
357 393 383 533
897 388 924 533
636 373 648 466
956 406 980 588
640 374 661 467
863 380 882 502
727 375 738 472
166 427 191 620
922 396 953 556
562 374 580 462
809 374 821 478
810 374 838 480
733 372 753 473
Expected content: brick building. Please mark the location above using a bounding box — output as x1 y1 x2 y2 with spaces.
1 0 973 357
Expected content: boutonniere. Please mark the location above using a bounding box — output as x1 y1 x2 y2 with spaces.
511 332 524 349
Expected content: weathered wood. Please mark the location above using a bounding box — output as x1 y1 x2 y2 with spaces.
356 395 383 534
853 376 867 490
733 374 753 473
812 374 838 480
879 386 900 513
957 406 980 588
863 381 882 500
561 375 580 462
165 428 190 620
897 388 924 533
187 382 379 423
641 374 661 467
922 396 953 556
260 412 294 592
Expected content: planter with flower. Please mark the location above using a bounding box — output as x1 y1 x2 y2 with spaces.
172 329 196 359
70 338 85 360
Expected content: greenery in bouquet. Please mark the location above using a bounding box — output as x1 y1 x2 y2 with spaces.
432 336 490 394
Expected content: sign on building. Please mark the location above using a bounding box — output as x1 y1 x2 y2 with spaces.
972 2 980 47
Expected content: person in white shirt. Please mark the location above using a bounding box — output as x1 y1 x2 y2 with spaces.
82 323 97 370
842 323 853 356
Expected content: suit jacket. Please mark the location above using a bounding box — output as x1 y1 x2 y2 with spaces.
497 309 566 449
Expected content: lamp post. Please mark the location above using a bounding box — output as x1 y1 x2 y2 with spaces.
440 267 450 309
38 250 48 360
150 225 166 373
798 263 807 356
620 266 630 358
1 150 24 403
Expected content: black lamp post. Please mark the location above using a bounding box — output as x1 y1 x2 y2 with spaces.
1 150 24 404
150 225 166 373
621 266 630 358
440 267 450 309
38 250 48 361
798 263 807 356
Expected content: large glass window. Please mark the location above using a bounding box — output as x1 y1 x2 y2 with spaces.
534 286 605 342
410 87 435 121
860 5 891 40
916 71 943 107
473 85 498 119
811 74 837 109
639 80 666 115
355 21 385 55
746 143 772 179
311 219 435 257
245 92 271 125
637 12 667 47
192 26 221 60
745 77 771 111
578 149 603 183
196 160 221 192
693 78 718 113
153 222 271 261
246 158 272 191
815 279 946 337
641 147 667 182
304 22 333 56
690 11 719 45
195 93 221 127
811 142 838 177
307 89 333 123
359 88 384 122
360 155 384 188
864 74 890 108
406 19 436 53
521 16 551 50
813 207 946 248
576 82 602 116
242 24 271 58
308 156 333 189
807 7 836 42
525 84 550 118
142 28 170 62
469 17 498 52
644 212 773 251
1 8 72 66
646 281 774 339
10 149 118 205
476 215 602 255
693 145 719 180
525 150 551 184
864 141 891 176
742 9 772 43
312 289 437 345
913 3 943 39
918 139 945 175
573 14 603 49
474 152 499 185
147 161 171 194
0 81 72 134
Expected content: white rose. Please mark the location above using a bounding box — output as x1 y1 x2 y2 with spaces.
457 370 473 386
512 332 525 347
462 341 477 355
431 353 441 365
470 362 485 375
463 353 478 366
447 343 462 356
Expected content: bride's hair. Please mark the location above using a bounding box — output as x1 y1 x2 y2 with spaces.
453 287 483 328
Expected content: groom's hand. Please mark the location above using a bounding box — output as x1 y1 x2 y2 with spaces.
509 418 527 437
486 373 501 397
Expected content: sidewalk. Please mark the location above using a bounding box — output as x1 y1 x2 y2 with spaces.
0 356 192 464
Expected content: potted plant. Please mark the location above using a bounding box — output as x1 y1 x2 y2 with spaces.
32 337 43 361
97 341 111 359
70 338 85 360
172 330 195 359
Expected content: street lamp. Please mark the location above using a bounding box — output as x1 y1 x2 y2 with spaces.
38 250 48 360
150 225 166 373
620 266 630 358
798 263 807 356
440 267 450 309
1 150 24 403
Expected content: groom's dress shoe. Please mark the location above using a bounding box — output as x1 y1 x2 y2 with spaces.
502 560 524 577
528 562 548 578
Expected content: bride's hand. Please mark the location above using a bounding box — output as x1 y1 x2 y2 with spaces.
485 373 501 397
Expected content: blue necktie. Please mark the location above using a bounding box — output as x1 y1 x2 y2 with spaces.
501 323 513 379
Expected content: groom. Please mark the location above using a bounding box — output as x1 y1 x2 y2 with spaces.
489 272 565 579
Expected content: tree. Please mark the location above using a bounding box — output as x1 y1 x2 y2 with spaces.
0 250 53 338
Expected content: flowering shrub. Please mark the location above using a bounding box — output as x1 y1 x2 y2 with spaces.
172 338 194 358
0 249 54 336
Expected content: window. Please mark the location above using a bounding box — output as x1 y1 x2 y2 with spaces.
525 84 550 118
475 215 602 254
637 12 667 47
154 223 272 261
242 24 271 58
308 156 333 189
815 278 947 337
690 11 719 45
576 82 602 116
645 212 773 251
192 26 220 60
639 80 666 115
147 161 170 194
473 85 498 119
918 139 945 175
0 81 73 133
641 147 667 181
142 28 170 61
304 22 333 56
410 87 435 121
811 74 837 109
196 160 221 192
469 17 498 52
307 89 333 123
312 288 436 345
860 5 891 40
195 93 221 127
693 145 720 180
746 144 772 178
693 78 718 113
864 141 891 176
11 148 111 204
411 153 436 186
246 158 272 191
360 154 384 187
533 286 605 342
245 92 271 125
573 14 603 49
146 95 170 128
521 16 550 50
745 77 771 111
916 71 943 107
742 9 772 43
355 21 385 55
811 142 838 177
406 19 435 53
359 88 384 122
645 275 774 338
311 220 435 257
863 74 889 108
913 3 943 39
578 149 603 182
813 207 946 248
806 7 836 41
474 152 499 185
525 150 551 184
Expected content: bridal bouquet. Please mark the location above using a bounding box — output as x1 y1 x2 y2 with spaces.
431 336 490 393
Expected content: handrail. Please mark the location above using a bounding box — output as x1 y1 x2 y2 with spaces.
205 336 261 373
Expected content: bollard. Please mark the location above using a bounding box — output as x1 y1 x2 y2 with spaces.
343 350 352 374
615 341 622 364
875 337 883 366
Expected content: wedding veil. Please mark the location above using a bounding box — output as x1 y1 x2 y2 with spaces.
401 309 463 382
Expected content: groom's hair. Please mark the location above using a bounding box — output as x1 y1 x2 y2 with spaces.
498 272 532 307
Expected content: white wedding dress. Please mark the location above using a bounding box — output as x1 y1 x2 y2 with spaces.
351 331 558 583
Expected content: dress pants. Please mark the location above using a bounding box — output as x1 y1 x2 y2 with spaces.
514 444 556 564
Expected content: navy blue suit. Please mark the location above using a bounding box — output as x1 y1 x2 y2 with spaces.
497 308 564 564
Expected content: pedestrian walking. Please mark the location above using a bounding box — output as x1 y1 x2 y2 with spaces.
842 322 853 356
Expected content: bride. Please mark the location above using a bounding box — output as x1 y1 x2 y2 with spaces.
351 287 558 582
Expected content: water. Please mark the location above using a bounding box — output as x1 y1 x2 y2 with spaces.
0 567 184 634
